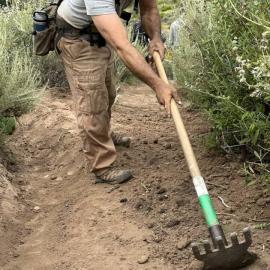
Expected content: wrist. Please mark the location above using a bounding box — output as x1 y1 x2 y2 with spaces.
150 35 162 43
152 78 165 93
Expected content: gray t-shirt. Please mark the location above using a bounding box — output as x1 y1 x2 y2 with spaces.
58 0 116 29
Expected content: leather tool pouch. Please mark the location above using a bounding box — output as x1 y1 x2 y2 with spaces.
33 25 57 56
32 0 62 56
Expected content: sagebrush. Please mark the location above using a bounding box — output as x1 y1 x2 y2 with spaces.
0 2 41 116
173 0 270 182
0 0 66 141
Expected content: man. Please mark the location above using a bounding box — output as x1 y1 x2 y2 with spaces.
169 18 182 48
56 0 180 184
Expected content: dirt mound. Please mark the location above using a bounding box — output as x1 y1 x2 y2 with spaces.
0 161 21 265
0 163 18 215
2 84 270 269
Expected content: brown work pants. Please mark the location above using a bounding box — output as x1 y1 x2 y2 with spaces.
58 37 117 173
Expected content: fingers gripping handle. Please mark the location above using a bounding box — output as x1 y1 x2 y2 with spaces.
152 52 201 178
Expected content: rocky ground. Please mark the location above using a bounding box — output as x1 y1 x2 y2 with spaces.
1 84 270 270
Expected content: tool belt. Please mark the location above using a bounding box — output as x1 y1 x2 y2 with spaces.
56 16 106 48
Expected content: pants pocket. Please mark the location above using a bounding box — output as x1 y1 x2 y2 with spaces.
76 80 109 114
58 37 84 61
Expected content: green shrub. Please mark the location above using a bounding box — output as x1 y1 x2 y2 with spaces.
36 53 67 88
158 0 180 23
0 117 16 135
0 1 42 116
173 0 270 178
0 0 66 117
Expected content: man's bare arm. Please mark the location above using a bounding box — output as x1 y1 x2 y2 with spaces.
139 0 161 41
92 14 179 114
139 0 165 59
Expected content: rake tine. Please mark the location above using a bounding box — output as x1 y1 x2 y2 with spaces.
230 232 239 246
216 236 226 250
203 240 211 253
191 243 201 258
243 227 252 245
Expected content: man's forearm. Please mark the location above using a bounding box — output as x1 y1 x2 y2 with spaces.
116 41 163 91
140 0 161 40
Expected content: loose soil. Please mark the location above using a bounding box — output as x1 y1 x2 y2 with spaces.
1 83 270 270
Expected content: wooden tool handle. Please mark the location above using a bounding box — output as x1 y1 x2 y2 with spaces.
153 52 201 178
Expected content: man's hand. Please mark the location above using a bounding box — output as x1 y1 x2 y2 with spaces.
155 82 181 116
149 38 165 61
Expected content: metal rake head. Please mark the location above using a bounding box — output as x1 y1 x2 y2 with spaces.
191 227 257 270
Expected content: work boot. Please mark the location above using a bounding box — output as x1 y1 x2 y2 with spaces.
111 132 131 148
95 168 133 184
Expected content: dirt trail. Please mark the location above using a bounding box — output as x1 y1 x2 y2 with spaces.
2 84 270 270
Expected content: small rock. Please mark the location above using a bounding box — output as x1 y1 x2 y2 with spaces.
159 208 167 214
50 175 57 180
182 101 192 110
152 236 162 243
120 198 128 203
146 222 154 229
67 171 75 176
13 253 19 258
177 236 191 250
158 194 168 201
175 198 186 207
134 198 147 210
107 185 120 193
137 255 149 264
33 206 40 212
143 237 151 243
153 138 159 144
143 140 148 145
148 157 158 165
166 219 180 228
157 187 167 194
20 187 26 192
239 216 249 222
257 198 266 207
164 143 172 150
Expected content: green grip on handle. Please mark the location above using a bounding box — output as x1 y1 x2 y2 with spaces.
199 194 219 227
